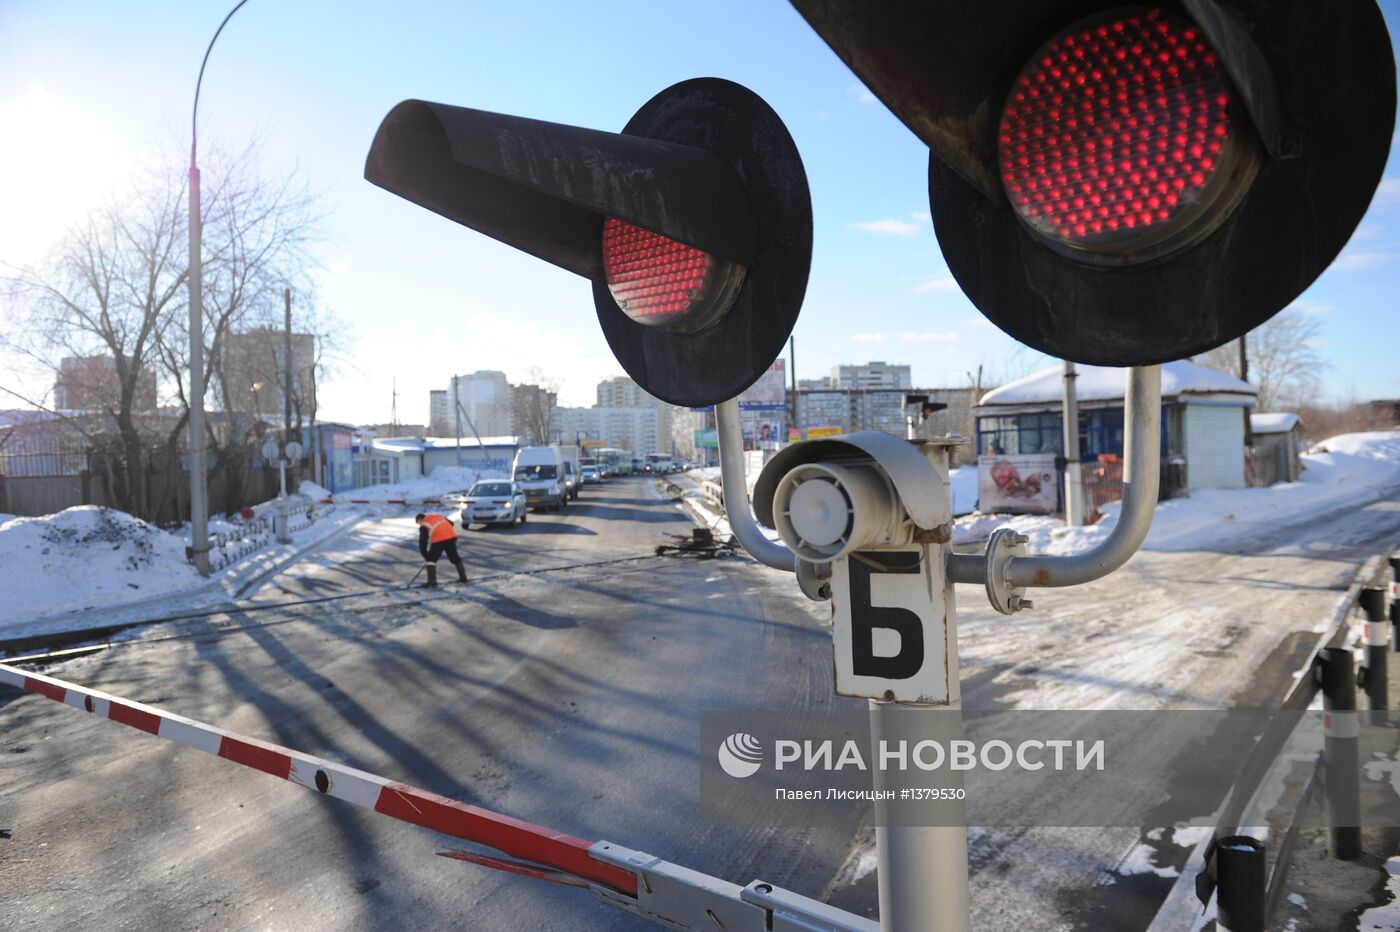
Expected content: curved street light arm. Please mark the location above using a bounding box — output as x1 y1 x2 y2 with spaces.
192 0 253 162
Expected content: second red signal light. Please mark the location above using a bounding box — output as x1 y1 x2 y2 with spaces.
999 7 1254 264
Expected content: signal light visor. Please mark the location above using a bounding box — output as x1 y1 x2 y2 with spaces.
998 7 1257 265
602 218 747 334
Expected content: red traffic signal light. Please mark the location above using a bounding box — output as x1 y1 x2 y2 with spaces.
793 1 1396 366
365 79 812 407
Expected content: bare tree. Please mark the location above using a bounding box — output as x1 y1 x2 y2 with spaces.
516 367 561 445
1195 309 1327 410
4 170 187 516
3 141 321 520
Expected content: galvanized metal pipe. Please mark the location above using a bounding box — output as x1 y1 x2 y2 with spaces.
1004 364 1161 589
716 398 796 572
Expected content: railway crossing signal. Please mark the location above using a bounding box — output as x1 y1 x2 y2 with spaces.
365 79 812 408
791 0 1396 366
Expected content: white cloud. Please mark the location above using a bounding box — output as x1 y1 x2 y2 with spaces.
914 275 958 293
1332 249 1394 273
454 312 621 407
911 210 931 222
854 332 887 343
896 330 960 343
964 315 995 330
1350 220 1384 242
851 218 923 236
848 84 877 106
1285 300 1334 316
1373 175 1400 210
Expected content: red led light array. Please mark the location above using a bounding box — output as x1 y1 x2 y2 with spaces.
602 217 714 324
998 7 1235 250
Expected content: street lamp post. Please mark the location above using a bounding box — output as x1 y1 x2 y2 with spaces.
187 0 251 577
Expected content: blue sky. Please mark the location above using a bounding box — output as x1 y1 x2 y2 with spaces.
1 1 1397 423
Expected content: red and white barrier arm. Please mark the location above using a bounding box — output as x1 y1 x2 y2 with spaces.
0 662 635 896
320 498 454 505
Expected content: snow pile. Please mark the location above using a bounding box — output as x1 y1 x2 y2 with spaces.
329 465 503 503
948 466 978 517
298 480 332 500
956 428 1400 555
1308 429 1400 464
0 506 202 627
952 512 1060 546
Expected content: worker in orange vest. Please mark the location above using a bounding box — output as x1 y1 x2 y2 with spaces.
415 512 468 586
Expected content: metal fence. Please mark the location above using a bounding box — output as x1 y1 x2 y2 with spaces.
1151 547 1399 931
204 500 336 572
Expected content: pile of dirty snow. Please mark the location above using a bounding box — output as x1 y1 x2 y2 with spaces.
0 506 202 628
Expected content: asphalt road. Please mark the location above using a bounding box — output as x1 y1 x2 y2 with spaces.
3 476 1399 931
0 476 861 931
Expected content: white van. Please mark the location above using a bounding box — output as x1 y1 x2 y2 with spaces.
513 446 568 511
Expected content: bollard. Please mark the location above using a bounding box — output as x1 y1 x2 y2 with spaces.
1360 586 1389 717
1215 835 1266 932
1319 647 1362 859
424 563 438 588
1390 555 1400 650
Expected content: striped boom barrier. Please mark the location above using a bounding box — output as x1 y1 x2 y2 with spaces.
322 498 459 505
0 662 636 896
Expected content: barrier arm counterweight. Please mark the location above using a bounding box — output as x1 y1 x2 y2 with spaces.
0 662 875 932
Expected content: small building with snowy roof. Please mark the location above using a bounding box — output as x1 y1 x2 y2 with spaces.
351 435 520 489
974 360 1257 507
1248 412 1304 485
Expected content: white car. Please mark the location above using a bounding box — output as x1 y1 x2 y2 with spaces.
581 465 601 484
460 480 527 528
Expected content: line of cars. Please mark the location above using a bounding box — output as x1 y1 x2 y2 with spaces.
460 445 608 530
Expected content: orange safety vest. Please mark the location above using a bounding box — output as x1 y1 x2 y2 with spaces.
422 514 456 544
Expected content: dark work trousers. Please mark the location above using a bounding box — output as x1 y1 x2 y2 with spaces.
425 538 465 571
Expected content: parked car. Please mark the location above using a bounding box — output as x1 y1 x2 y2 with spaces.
460 480 527 528
581 465 601 484
513 446 568 511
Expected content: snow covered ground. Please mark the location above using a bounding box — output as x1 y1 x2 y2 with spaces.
0 466 515 639
955 429 1400 554
948 465 977 516
0 507 203 627
0 501 367 640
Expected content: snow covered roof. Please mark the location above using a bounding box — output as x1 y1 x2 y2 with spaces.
421 436 519 449
977 360 1256 408
0 408 60 429
1250 412 1301 434
370 436 520 453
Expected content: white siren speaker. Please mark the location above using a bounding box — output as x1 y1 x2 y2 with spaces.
771 459 904 563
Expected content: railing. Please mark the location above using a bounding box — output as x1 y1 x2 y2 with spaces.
1154 546 1398 931
200 499 337 572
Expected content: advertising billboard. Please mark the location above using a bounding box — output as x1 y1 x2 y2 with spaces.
738 359 786 411
977 454 1058 515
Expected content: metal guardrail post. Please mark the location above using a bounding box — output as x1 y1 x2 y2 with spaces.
1361 586 1391 717
1215 835 1266 932
1319 646 1362 860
